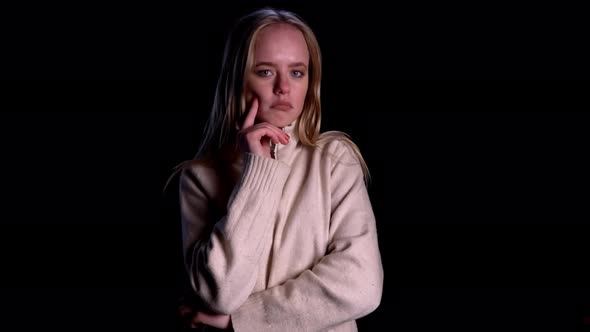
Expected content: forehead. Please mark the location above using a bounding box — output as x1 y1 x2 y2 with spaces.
253 23 309 62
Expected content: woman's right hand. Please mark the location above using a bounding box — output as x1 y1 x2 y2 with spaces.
179 304 233 330
238 98 290 159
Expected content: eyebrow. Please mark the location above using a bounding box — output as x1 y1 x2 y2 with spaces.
255 61 308 68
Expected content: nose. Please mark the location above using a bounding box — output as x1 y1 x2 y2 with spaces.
273 74 290 95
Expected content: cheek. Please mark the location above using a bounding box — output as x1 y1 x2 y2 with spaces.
296 83 309 105
246 82 270 102
244 81 256 99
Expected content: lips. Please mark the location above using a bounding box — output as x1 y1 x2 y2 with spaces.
271 102 292 110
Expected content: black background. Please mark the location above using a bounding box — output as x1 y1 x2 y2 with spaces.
2 1 589 330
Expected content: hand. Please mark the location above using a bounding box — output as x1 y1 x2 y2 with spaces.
179 305 233 330
238 97 290 158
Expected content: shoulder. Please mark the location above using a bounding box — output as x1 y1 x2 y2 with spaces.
317 131 363 167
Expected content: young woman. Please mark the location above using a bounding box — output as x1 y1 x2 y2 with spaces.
175 8 383 331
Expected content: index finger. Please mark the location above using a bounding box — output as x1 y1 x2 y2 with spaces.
241 97 258 130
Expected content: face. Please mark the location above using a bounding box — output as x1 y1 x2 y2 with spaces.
244 23 310 128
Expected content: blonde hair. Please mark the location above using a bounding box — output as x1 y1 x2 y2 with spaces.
165 8 370 191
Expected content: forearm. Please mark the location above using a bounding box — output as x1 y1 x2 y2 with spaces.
231 218 383 330
183 153 290 313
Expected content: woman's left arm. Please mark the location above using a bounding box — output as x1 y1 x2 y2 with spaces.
230 143 384 331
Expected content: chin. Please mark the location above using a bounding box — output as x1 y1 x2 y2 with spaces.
268 120 291 128
259 114 295 128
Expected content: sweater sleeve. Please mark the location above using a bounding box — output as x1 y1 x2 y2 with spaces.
231 142 384 331
179 153 291 314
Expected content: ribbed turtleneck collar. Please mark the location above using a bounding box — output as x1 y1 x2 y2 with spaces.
274 121 298 163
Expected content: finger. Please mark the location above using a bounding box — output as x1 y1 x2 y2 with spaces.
257 129 286 146
262 132 285 146
191 313 203 327
187 311 201 329
178 305 192 317
193 311 204 324
241 97 258 130
251 123 289 144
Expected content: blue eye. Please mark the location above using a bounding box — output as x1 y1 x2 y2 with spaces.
257 70 272 77
292 70 305 77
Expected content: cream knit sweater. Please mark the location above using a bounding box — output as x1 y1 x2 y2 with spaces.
179 124 383 331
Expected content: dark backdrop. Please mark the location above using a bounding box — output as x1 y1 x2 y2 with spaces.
2 1 589 331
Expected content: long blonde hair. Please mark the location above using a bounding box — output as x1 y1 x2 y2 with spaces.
165 8 370 191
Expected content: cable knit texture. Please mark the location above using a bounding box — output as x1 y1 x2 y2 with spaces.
179 124 383 331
